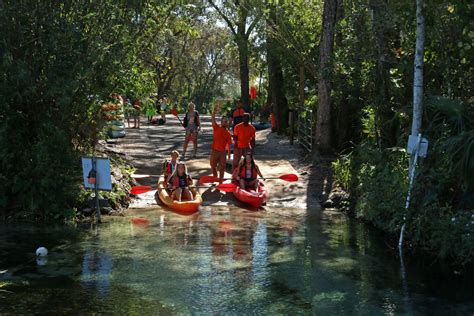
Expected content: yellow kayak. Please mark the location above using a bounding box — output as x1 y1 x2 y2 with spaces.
157 180 202 213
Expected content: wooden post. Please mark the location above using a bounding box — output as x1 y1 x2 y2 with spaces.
295 66 305 146
299 66 305 108
289 111 294 145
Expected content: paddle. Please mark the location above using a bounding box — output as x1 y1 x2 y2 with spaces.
131 174 161 179
170 107 184 126
130 183 236 195
199 173 299 184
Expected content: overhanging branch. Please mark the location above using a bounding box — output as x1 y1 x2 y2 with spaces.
208 0 237 37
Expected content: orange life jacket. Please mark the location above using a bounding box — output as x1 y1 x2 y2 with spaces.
163 161 171 174
239 165 258 180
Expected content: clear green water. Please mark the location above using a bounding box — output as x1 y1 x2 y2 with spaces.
1 206 473 314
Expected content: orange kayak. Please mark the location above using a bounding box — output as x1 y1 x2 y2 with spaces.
157 181 202 213
233 182 268 208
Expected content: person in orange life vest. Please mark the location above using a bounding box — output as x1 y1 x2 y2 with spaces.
210 103 232 182
182 102 200 159
232 113 256 171
230 99 246 129
168 162 193 201
162 150 180 184
232 153 264 190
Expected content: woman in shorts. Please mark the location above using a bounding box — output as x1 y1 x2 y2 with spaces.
182 102 200 159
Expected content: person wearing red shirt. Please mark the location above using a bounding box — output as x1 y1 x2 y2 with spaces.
232 113 256 170
230 99 246 129
210 103 232 182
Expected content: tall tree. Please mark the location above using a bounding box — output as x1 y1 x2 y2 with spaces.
0 0 143 216
315 0 338 152
411 0 425 137
208 0 260 108
370 0 396 147
266 4 289 134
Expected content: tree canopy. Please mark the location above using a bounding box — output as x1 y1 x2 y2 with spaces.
0 0 472 261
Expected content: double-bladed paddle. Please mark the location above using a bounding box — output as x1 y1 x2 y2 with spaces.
199 173 298 184
130 183 237 195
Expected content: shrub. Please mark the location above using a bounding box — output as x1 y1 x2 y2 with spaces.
352 144 408 232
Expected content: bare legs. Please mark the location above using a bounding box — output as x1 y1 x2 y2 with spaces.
239 179 258 190
171 187 193 201
182 141 189 159
210 150 226 182
133 115 140 128
192 139 197 158
183 132 198 159
171 188 194 202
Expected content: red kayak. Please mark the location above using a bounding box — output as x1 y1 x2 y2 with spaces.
233 182 269 208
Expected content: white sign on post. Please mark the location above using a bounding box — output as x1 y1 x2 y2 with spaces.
81 156 112 191
407 135 429 157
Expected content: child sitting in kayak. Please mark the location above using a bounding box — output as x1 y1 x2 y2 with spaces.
232 153 264 191
168 162 194 201
162 150 180 185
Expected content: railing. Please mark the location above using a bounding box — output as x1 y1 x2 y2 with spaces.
294 106 313 153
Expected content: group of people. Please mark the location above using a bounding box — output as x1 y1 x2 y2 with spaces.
110 93 141 129
161 99 263 201
114 94 169 129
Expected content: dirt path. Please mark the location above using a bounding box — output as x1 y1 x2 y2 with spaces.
108 114 319 211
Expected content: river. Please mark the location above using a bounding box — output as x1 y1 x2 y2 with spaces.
1 205 473 314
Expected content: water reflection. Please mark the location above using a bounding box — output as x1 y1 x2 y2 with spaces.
0 207 473 314
81 250 112 297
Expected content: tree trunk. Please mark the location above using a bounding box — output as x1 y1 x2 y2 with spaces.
412 0 425 136
237 34 250 109
208 0 255 111
266 77 274 131
266 5 289 134
370 0 395 148
268 54 289 134
315 0 338 153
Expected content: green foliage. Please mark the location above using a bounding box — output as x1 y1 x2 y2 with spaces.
135 3 239 109
442 130 474 190
408 204 473 262
422 95 474 191
337 94 474 262
0 0 143 220
0 0 471 266
360 107 377 142
331 152 353 192
352 145 408 232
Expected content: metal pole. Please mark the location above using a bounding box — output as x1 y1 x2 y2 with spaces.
399 133 422 249
398 135 421 316
93 157 101 223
